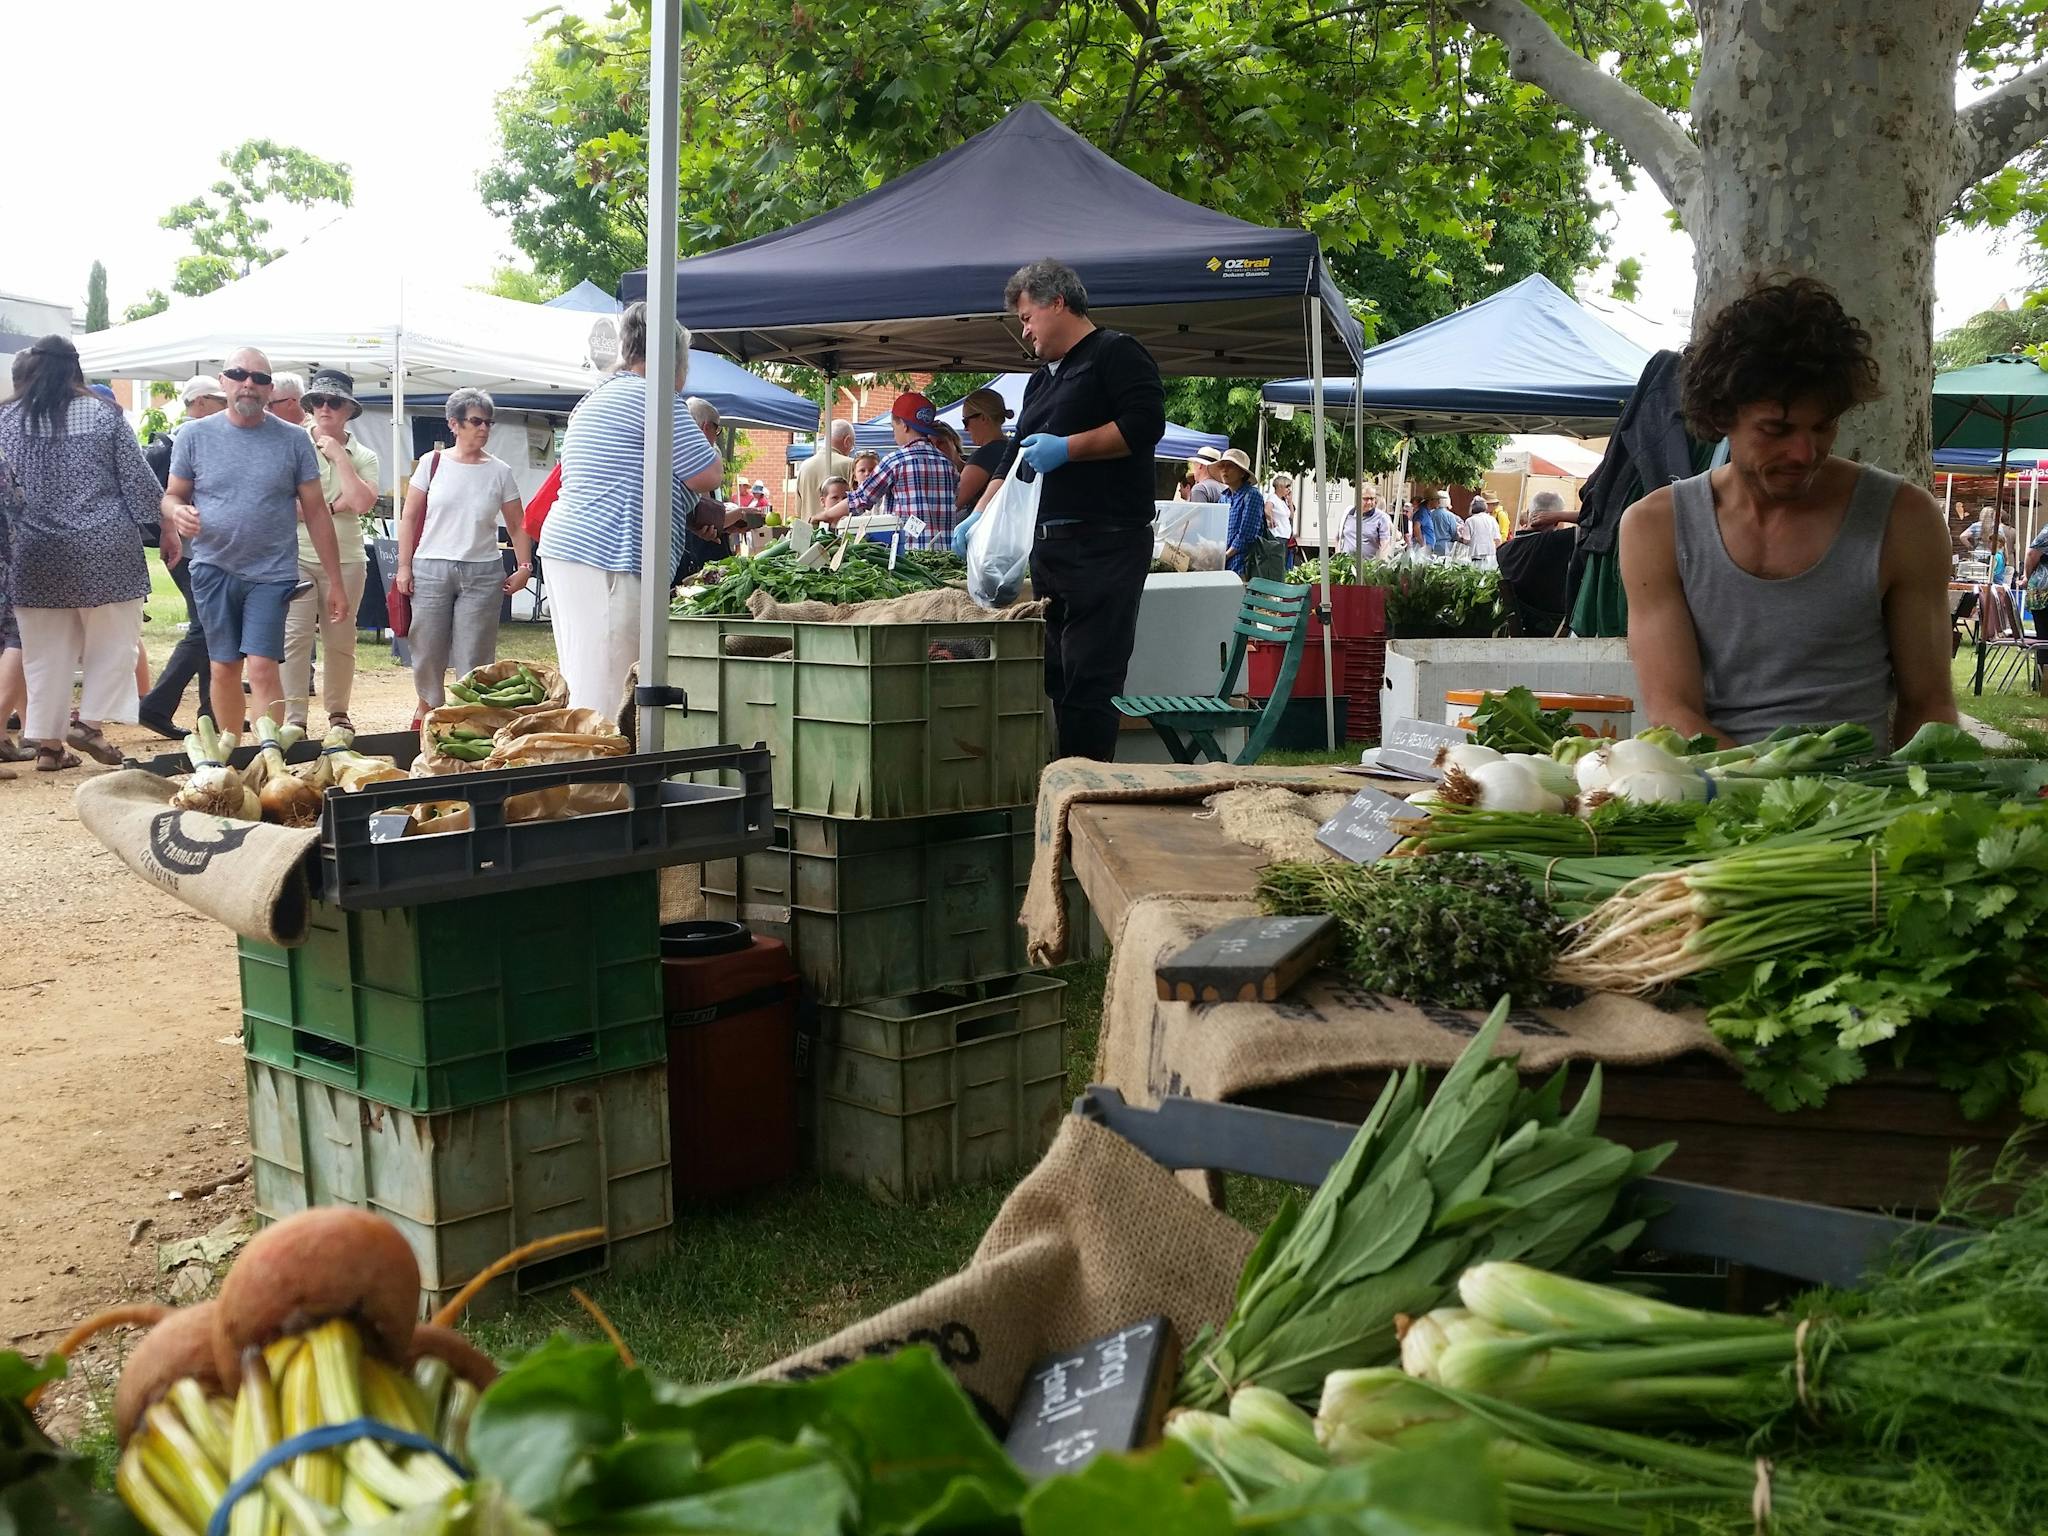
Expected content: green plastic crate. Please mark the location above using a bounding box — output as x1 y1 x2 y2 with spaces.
665 616 1047 817
816 974 1066 1200
238 872 663 1112
246 1058 673 1316
701 809 1089 1004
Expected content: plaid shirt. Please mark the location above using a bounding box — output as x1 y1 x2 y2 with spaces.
842 437 960 549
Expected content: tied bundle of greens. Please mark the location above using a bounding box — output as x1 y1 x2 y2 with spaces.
1175 1003 1671 1411
1259 855 1564 1010
1555 781 2048 1116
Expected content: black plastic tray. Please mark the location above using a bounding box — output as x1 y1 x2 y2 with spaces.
1073 1087 1960 1290
127 733 774 909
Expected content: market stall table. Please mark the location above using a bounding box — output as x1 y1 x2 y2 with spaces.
1064 793 2023 1212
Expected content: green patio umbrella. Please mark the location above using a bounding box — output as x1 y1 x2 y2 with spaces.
1931 355 2048 518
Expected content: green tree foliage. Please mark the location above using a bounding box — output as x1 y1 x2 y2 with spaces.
122 290 170 324
84 262 108 333
476 265 566 304
478 53 646 294
1953 1 2048 276
1933 303 2048 372
160 138 354 298
479 2 1693 480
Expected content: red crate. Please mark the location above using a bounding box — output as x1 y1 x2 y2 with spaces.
1249 636 1386 743
1299 584 1387 640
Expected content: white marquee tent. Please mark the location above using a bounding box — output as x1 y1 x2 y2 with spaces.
72 217 619 489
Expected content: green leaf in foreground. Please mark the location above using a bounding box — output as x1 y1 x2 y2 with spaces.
0 1351 145 1536
1241 1424 1509 1535
1019 1441 1234 1536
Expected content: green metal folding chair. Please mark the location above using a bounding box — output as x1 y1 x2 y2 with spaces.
1112 578 1311 763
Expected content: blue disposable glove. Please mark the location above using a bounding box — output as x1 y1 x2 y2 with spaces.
951 507 982 555
1018 433 1070 474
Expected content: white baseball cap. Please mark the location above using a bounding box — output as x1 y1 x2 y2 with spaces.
180 375 227 406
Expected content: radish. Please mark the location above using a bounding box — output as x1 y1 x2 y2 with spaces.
211 1208 421 1387
114 1303 222 1446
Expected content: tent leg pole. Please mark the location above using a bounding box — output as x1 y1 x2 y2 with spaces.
1309 299 1335 753
1254 409 1268 484
1351 360 1366 573
637 0 682 753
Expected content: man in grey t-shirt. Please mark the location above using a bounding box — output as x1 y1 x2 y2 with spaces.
164 346 347 734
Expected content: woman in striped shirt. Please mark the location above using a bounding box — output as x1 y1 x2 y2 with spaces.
538 303 724 712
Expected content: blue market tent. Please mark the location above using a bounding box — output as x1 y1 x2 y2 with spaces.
544 279 624 313
360 345 818 432
1262 274 1651 436
620 103 1363 376
847 373 1226 459
1932 446 2046 472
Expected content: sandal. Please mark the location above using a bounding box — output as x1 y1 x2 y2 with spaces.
66 723 125 766
328 713 354 734
0 736 31 764
35 744 80 772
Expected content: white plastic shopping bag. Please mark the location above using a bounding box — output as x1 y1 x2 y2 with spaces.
966 467 1042 609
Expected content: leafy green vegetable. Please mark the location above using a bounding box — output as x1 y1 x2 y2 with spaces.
1464 687 1574 754
1176 1002 1669 1411
1283 560 1500 637
1889 721 1988 764
672 537 959 617
0 1351 146 1536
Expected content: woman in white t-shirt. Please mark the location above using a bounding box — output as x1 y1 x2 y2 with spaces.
395 389 532 718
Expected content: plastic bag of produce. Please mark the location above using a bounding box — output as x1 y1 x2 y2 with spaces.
450 659 569 710
415 704 522 775
486 707 630 822
966 466 1040 609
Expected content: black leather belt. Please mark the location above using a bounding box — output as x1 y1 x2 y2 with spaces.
1035 520 1153 544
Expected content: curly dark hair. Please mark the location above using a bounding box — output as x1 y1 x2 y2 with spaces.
1679 277 1881 439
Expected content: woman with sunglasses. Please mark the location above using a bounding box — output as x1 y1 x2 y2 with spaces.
394 389 530 721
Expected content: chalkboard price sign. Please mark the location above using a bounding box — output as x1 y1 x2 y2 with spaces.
1156 914 1342 1002
1316 785 1419 862
1003 1316 1180 1476
1375 716 1469 780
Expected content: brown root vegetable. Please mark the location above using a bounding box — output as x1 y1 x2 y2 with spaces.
405 1324 500 1391
114 1303 223 1446
211 1208 421 1388
170 767 262 820
257 774 322 828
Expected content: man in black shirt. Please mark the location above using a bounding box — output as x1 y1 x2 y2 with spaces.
991 258 1166 761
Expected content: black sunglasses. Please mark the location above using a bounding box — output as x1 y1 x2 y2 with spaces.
222 367 273 386
460 415 493 428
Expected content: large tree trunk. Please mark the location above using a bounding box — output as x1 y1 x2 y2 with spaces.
1457 0 2048 491
1685 0 1975 478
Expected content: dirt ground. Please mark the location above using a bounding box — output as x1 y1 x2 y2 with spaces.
0 653 425 1426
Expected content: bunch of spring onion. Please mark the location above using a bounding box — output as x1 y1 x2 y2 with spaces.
242 717 325 826
1549 787 2014 996
168 715 257 820
1427 741 1582 814
1394 798 1710 861
1174 1002 1670 1411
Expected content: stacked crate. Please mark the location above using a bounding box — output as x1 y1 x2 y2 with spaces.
1247 584 1390 744
237 869 675 1313
668 613 1080 1200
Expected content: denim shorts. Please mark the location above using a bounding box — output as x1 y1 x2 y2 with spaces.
190 563 296 663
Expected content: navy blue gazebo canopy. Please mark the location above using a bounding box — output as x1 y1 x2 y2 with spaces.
620 103 1363 378
1263 274 1651 436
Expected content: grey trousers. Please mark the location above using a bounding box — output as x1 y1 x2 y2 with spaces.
409 557 502 709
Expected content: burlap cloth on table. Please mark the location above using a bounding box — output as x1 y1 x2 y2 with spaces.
1095 895 1726 1115
74 771 319 946
1020 759 1363 965
767 1115 1254 1426
722 588 1049 654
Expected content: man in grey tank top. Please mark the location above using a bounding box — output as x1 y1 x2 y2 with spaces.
1618 278 1958 754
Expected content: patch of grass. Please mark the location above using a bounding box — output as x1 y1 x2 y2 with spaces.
468 952 1114 1381
1256 746 1364 766
1952 648 2048 753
